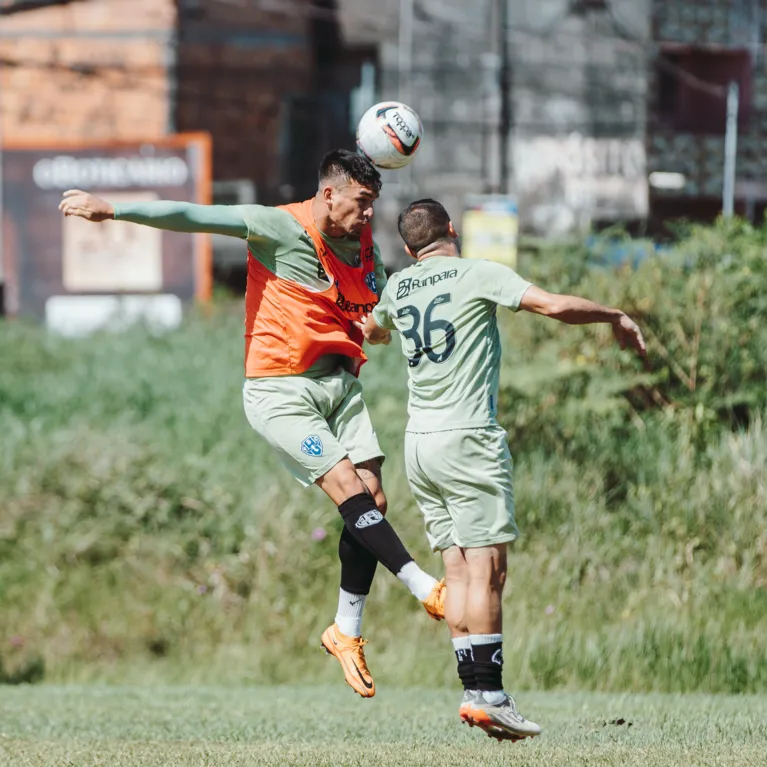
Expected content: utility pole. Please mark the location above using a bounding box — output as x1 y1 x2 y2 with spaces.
398 0 413 103
398 0 415 193
722 81 739 218
498 0 511 195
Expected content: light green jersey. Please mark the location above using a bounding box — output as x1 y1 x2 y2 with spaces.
373 255 531 433
114 201 387 377
236 205 387 296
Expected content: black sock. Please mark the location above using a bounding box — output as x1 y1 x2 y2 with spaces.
472 638 504 692
338 526 378 595
455 646 476 691
338 493 413 575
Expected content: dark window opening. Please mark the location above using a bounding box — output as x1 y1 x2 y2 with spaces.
655 47 751 135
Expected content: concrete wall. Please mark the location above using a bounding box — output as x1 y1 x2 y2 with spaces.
365 0 650 266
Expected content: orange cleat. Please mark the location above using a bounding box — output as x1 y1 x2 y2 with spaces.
321 623 375 698
421 578 446 621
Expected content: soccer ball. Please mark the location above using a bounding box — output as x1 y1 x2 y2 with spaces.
356 102 423 170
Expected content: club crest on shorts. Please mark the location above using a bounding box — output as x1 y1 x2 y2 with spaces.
301 435 324 457
355 510 384 529
364 272 377 294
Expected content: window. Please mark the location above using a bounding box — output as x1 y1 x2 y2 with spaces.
656 47 751 134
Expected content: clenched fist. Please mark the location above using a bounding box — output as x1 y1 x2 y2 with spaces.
59 190 115 223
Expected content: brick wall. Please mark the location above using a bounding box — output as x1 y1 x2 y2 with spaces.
0 0 175 141
175 0 315 198
649 0 767 213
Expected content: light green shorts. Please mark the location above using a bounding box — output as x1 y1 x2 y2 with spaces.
404 424 518 551
243 367 384 487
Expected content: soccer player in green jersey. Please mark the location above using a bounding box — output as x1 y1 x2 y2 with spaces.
58 152 446 699
362 199 646 740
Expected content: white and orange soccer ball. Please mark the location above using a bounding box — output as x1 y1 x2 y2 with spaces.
356 101 424 170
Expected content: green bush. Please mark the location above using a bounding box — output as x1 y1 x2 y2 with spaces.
0 219 765 691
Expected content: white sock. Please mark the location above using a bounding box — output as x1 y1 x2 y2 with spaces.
470 633 503 645
451 636 472 653
396 561 438 602
334 588 366 638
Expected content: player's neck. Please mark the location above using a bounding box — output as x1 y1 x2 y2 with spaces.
311 195 355 240
417 239 460 262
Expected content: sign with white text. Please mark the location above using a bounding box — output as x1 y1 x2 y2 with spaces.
1 134 212 323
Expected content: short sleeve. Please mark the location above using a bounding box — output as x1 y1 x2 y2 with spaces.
372 280 397 330
473 260 532 312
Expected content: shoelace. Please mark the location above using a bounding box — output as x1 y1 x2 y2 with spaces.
500 696 526 721
350 638 371 673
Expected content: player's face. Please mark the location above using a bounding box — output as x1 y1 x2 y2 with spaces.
327 181 378 237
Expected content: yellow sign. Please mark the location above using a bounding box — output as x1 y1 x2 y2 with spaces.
461 195 518 269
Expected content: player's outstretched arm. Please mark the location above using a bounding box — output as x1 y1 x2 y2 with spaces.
519 285 647 359
59 190 248 238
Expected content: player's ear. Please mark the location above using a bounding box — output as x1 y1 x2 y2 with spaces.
405 244 417 259
448 221 459 238
321 184 334 206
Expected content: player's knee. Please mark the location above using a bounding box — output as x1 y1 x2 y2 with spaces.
318 459 370 505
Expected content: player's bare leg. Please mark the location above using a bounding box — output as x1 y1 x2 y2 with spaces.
355 458 387 513
441 546 508 739
461 544 541 740
442 547 480 720
319 457 444 697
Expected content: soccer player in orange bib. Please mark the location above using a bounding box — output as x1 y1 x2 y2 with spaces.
60 150 445 698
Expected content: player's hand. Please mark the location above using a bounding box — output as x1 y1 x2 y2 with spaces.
612 313 647 361
59 190 115 222
355 315 391 345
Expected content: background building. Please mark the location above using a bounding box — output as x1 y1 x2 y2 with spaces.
2 0 765 282
648 0 767 229
0 0 356 199
347 0 650 263
0 0 371 287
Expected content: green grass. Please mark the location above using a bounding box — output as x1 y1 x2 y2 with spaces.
1 306 766 691
1 685 766 766
2 221 767 690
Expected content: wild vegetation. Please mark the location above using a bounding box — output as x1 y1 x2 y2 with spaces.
1 218 765 691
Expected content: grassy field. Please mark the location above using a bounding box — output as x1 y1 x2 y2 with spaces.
1 685 766 766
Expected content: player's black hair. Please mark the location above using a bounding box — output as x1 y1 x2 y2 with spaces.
397 198 452 254
318 149 382 192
